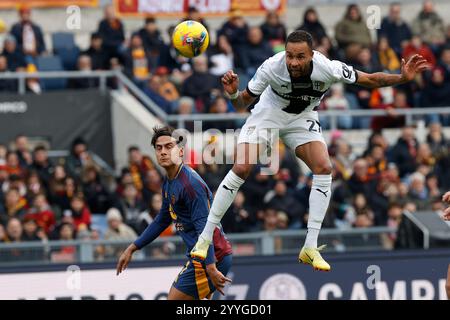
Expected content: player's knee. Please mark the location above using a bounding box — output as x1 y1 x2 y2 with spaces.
313 162 332 175
232 164 252 179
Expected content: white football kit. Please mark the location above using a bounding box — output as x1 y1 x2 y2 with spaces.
237 50 358 150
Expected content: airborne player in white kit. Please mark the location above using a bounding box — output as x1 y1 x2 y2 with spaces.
191 30 428 271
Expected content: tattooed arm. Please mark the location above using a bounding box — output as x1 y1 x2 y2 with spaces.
356 54 429 88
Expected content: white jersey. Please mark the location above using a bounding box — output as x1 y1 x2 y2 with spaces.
246 50 358 114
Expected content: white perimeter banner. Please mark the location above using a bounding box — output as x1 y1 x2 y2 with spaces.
0 266 180 300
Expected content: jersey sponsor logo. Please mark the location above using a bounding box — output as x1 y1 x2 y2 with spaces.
175 222 184 232
292 83 311 89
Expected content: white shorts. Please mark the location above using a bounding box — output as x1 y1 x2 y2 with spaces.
237 107 326 150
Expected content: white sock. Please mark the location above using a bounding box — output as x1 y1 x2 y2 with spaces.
200 170 245 242
304 174 332 248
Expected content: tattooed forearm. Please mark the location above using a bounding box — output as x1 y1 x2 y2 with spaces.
357 71 405 89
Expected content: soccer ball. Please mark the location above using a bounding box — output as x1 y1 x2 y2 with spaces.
172 20 209 58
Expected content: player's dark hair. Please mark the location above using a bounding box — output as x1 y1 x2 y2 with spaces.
151 126 182 148
286 30 313 49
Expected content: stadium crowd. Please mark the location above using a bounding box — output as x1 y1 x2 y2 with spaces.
1 1 450 261
0 2 449 127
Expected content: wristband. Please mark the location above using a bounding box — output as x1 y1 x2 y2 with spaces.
228 90 239 100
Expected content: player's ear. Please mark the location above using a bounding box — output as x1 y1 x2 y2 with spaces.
179 146 184 158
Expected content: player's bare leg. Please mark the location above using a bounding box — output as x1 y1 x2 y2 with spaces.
191 142 262 260
168 286 195 300
295 141 332 271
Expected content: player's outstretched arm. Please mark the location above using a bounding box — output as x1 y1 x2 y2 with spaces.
355 54 429 89
222 70 256 110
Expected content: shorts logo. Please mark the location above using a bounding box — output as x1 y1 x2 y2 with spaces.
246 126 256 136
259 273 307 300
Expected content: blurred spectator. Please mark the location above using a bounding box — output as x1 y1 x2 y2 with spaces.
137 17 164 63
81 165 112 214
14 134 32 169
439 46 450 81
22 216 43 241
5 151 25 178
406 172 429 210
347 158 377 201
421 67 450 113
25 171 45 203
154 67 180 103
347 47 382 110
426 173 441 199
371 90 408 131
426 122 448 154
10 5 46 57
0 56 17 92
97 4 125 61
0 188 27 225
377 36 401 72
63 193 91 231
158 25 191 72
66 137 91 178
260 11 287 50
222 191 255 233
261 207 279 232
217 10 249 70
378 2 412 57
0 224 6 242
416 142 435 167
208 35 234 77
1 34 27 71
296 7 328 46
204 96 231 131
31 145 53 190
335 4 372 49
104 207 137 258
69 55 99 89
351 193 375 226
389 126 419 178
402 35 436 67
48 165 67 204
183 6 209 32
411 0 446 52
241 26 274 78
265 180 306 228
82 32 109 70
52 175 80 211
321 83 352 129
315 36 339 60
124 33 151 82
25 193 56 235
182 55 221 112
143 75 172 113
127 146 155 192
137 193 174 234
114 183 146 233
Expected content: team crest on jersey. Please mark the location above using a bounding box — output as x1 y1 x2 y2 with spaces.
313 81 325 91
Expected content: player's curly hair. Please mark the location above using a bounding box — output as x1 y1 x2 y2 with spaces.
286 30 313 49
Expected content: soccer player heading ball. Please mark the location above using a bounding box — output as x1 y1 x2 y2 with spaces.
191 30 429 271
